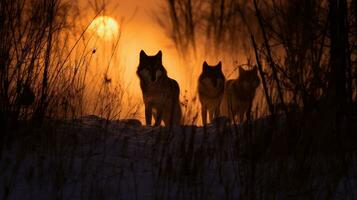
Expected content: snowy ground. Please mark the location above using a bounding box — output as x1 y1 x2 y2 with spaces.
1 115 356 199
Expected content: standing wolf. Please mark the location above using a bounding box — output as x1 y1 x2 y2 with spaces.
137 50 182 126
220 66 260 123
198 61 225 125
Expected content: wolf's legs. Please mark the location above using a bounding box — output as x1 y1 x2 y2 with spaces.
154 109 163 126
213 107 220 120
227 97 235 123
174 103 182 125
201 106 207 125
165 100 181 126
229 111 235 124
145 105 152 126
237 112 244 124
244 103 252 123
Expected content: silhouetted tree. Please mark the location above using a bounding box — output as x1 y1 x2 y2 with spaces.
328 0 349 116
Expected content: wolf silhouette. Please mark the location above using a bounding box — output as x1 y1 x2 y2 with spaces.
137 50 182 126
198 61 225 125
220 66 260 123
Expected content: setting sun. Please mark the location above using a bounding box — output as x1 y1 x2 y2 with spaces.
89 16 119 40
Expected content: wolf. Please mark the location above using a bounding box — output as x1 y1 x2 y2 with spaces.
220 66 260 123
136 50 182 126
198 61 225 125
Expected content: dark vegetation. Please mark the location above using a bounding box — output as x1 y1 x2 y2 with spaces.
1 0 357 199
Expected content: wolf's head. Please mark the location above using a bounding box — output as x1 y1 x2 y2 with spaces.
200 61 225 87
238 65 260 88
137 50 167 83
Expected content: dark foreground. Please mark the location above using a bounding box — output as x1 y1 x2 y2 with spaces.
1 114 356 200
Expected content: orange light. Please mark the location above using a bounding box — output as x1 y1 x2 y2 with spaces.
89 16 119 40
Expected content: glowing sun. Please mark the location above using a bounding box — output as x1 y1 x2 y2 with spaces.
89 16 119 40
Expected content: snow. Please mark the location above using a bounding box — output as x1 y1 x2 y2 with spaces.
0 115 356 199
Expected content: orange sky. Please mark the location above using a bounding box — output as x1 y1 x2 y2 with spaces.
80 0 245 91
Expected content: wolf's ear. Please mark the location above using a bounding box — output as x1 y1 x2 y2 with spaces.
203 61 208 71
140 50 147 61
217 61 222 70
157 50 162 59
156 50 162 63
